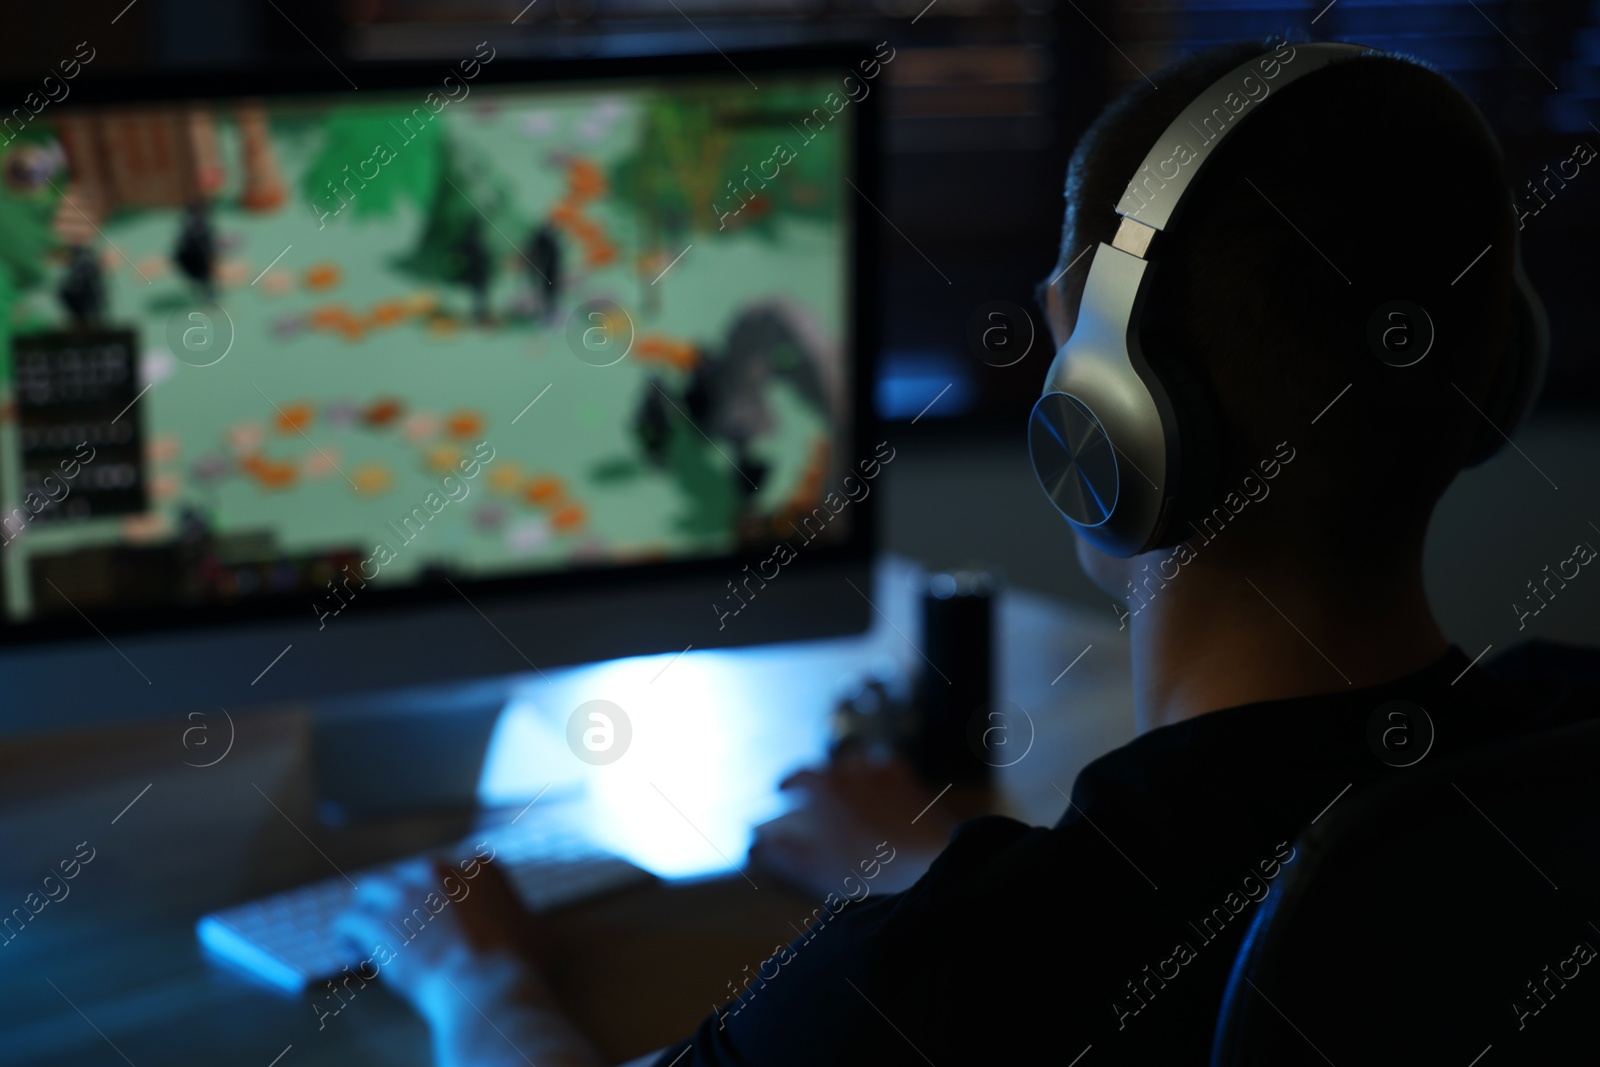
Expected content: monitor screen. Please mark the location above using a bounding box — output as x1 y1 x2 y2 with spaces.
0 52 867 640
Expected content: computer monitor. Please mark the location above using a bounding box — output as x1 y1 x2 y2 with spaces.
0 46 878 732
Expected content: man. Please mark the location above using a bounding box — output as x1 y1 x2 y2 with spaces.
336 37 1600 1064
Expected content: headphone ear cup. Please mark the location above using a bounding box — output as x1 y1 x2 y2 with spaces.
1463 277 1546 467
1146 354 1226 549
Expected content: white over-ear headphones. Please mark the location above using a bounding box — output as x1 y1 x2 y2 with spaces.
1029 41 1549 557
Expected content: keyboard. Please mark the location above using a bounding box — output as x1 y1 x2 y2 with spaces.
196 817 654 992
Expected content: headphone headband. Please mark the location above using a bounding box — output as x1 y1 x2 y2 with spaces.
1114 42 1373 238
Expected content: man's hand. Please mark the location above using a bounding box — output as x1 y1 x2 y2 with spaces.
749 754 962 899
332 855 527 1024
333 853 604 1067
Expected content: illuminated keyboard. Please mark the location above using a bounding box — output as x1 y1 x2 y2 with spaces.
196 820 654 992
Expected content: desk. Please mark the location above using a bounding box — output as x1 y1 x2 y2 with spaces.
0 556 1133 1066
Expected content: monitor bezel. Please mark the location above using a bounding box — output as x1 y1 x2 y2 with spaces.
0 44 880 649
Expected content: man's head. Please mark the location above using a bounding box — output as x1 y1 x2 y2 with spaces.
1040 38 1520 600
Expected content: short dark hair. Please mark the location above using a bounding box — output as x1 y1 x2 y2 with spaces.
1049 38 1517 568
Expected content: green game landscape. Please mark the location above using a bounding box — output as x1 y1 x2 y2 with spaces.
0 75 850 615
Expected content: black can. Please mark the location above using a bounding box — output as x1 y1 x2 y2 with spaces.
906 567 998 785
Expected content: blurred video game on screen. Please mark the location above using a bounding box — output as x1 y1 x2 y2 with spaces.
0 67 853 624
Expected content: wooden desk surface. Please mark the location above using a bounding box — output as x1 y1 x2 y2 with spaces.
0 558 1134 1066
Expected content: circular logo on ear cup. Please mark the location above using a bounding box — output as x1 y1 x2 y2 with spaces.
1367 300 1434 367
1029 392 1119 527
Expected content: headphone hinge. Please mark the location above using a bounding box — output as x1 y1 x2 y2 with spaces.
1112 215 1157 259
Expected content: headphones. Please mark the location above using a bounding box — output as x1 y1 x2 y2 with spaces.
1028 41 1549 557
